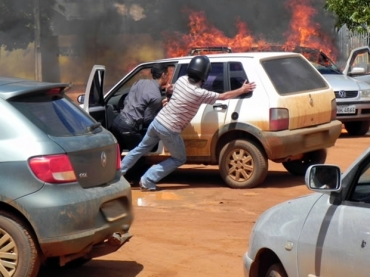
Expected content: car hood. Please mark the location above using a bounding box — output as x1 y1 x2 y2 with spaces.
253 193 321 233
322 74 370 90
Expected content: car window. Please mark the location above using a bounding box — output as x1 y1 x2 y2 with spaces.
177 62 225 93
177 62 249 93
349 163 370 203
350 50 370 75
229 62 247 90
113 65 175 97
297 50 342 75
9 94 97 137
114 68 152 97
89 68 104 107
262 56 328 95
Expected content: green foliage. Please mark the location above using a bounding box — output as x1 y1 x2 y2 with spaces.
325 0 370 32
0 0 55 51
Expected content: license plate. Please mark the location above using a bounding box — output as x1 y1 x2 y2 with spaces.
337 105 356 114
304 132 325 147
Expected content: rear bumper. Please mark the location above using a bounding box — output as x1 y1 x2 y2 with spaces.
14 176 133 259
263 120 342 161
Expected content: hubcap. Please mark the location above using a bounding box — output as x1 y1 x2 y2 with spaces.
0 229 18 277
227 148 254 182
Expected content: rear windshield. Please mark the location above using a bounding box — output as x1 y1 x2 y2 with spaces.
262 56 328 95
10 94 99 137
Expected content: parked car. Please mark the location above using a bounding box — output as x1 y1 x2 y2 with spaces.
0 77 133 277
243 147 370 276
79 52 342 189
250 45 370 136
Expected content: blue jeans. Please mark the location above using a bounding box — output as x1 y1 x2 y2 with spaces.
120 119 186 189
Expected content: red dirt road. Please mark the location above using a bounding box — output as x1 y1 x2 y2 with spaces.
38 131 370 277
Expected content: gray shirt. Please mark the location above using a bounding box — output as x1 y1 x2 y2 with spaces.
120 79 163 127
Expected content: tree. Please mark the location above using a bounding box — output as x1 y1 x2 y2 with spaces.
0 0 56 51
325 0 370 32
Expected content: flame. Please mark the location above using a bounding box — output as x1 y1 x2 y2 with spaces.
164 0 338 61
284 0 337 58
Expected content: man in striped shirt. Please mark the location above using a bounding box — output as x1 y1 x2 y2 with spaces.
121 55 256 191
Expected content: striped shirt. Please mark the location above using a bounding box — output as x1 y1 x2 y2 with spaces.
156 76 219 133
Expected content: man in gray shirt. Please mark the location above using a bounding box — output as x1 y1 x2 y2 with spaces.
112 63 169 151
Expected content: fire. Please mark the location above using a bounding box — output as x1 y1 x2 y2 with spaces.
164 0 338 60
284 0 337 58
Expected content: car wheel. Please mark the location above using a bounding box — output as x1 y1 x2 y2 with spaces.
0 213 40 277
265 263 287 277
219 140 268 188
282 149 327 176
344 121 370 136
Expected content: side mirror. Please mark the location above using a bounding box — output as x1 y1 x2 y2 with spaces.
77 94 85 104
350 67 365 75
305 164 342 193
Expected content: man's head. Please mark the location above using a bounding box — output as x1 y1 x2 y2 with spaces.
151 64 169 86
187 55 212 84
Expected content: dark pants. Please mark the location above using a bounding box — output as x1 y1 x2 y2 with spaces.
112 116 143 151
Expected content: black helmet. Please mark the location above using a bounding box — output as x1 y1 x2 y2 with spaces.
187 56 212 82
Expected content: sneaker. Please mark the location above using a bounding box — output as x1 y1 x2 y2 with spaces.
139 182 157 192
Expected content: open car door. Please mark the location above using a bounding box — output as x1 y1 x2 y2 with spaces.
83 65 108 128
83 64 167 156
343 46 370 85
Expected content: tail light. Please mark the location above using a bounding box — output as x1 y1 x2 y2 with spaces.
331 99 337 121
269 108 289 131
116 144 121 170
29 154 76 183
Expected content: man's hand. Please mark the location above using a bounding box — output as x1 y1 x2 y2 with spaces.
165 84 174 94
242 81 256 93
162 97 169 107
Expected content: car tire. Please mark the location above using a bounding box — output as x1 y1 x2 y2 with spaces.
0 212 40 277
344 121 370 136
265 263 287 277
282 149 327 176
219 140 268 189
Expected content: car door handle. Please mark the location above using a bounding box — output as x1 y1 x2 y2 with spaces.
213 104 228 109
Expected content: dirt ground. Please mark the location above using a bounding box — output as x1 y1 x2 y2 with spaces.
36 129 370 277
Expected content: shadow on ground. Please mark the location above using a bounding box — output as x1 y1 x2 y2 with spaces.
38 260 143 277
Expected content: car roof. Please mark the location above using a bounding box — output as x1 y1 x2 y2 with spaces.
0 77 70 100
148 51 302 64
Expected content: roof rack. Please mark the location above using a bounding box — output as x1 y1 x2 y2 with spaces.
189 46 233 56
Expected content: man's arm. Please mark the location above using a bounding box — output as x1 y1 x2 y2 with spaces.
217 81 256 100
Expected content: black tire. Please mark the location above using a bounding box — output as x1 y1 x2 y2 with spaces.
0 213 40 277
282 149 327 176
219 140 268 189
344 121 370 136
265 263 287 277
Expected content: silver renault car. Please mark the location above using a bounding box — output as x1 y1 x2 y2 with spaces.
0 77 133 277
244 147 370 277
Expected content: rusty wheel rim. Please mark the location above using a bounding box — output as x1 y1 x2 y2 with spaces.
0 229 18 277
226 148 254 182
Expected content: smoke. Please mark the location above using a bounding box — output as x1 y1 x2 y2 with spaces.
0 0 338 87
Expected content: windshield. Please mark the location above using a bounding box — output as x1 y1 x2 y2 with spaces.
300 50 343 75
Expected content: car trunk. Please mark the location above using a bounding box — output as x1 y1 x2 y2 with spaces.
277 89 334 130
49 131 117 188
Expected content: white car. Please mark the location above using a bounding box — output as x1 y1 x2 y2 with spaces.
244 148 370 276
79 52 342 188
249 45 370 136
